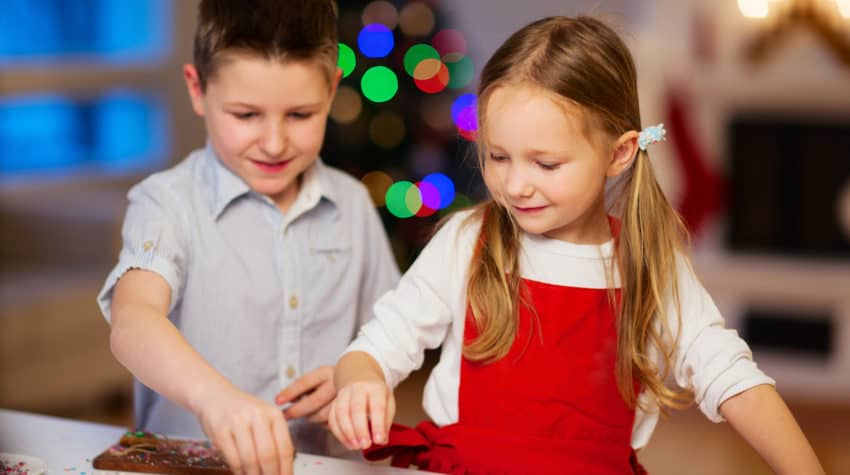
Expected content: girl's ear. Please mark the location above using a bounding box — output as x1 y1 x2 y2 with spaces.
183 64 206 117
607 130 640 177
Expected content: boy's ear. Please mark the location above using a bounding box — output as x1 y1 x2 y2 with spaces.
183 64 206 117
607 130 640 177
329 67 343 99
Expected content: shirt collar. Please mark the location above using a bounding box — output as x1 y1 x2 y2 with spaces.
203 142 252 219
202 142 339 219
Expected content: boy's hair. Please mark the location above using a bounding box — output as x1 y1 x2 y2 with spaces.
466 16 693 412
193 0 339 90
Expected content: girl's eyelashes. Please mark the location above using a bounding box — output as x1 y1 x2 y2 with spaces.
489 152 509 162
536 161 561 171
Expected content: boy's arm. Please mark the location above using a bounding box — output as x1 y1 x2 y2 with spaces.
720 384 824 475
110 269 229 413
110 269 295 475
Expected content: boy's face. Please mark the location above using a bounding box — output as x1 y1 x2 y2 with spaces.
184 54 341 211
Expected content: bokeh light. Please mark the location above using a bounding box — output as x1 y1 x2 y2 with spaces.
386 181 418 218
369 110 405 149
403 44 440 77
413 59 449 94
451 94 478 131
337 43 356 78
362 1 399 30
440 192 472 216
329 85 362 124
358 23 394 58
422 172 456 209
432 29 467 57
361 66 399 103
420 95 454 132
445 54 474 89
361 170 394 207
399 2 435 37
415 180 440 217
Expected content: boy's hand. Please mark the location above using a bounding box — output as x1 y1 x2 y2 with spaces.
327 380 395 450
194 385 294 475
275 365 335 424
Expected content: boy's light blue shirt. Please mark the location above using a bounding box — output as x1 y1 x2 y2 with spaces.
97 144 400 454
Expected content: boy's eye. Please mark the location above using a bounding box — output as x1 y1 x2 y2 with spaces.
232 112 257 120
289 112 314 120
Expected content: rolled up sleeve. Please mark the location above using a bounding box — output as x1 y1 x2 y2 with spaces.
97 181 187 322
670 258 775 422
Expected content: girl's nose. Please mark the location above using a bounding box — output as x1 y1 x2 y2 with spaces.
505 166 534 198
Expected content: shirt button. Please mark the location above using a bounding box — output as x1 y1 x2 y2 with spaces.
286 366 296 379
142 240 153 251
289 295 299 309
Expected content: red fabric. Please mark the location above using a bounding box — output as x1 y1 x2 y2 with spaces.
667 89 726 237
365 280 649 473
365 216 649 473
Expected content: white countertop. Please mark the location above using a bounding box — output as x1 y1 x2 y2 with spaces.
0 410 427 475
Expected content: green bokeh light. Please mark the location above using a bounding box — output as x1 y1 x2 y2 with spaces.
446 55 474 89
405 183 423 215
338 43 356 78
361 66 399 103
386 181 416 218
403 44 440 77
439 193 472 216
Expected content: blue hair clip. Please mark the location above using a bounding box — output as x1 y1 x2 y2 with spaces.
638 123 666 151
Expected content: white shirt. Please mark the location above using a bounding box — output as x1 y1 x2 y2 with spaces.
98 144 400 454
346 210 775 449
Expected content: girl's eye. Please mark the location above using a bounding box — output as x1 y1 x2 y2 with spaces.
537 161 560 171
489 153 508 162
232 112 257 120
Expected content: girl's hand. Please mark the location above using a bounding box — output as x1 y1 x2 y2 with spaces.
193 385 293 475
328 380 395 450
275 365 336 424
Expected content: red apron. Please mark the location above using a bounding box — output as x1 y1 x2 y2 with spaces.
365 279 648 474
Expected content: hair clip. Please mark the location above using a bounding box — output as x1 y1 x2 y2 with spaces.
638 123 666 151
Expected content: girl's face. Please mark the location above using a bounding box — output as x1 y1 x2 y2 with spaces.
482 84 635 244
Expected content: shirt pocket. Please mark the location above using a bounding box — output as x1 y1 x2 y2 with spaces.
303 231 354 323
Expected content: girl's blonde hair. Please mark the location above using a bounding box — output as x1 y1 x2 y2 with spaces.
465 16 693 410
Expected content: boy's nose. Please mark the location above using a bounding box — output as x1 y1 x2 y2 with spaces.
260 122 289 158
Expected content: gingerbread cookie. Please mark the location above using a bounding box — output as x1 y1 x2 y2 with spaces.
93 431 231 475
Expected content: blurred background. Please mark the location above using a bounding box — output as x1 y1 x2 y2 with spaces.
1 0 849 473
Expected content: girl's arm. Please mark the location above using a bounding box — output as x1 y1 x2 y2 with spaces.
720 384 824 475
330 351 395 449
110 269 294 475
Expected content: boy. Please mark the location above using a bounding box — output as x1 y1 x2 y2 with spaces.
97 1 399 474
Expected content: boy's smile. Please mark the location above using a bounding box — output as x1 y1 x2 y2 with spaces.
184 54 340 212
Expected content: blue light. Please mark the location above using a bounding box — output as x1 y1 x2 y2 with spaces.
357 23 394 59
0 0 171 65
93 90 169 171
0 94 85 172
422 173 456 209
0 91 169 176
95 0 171 63
451 94 477 131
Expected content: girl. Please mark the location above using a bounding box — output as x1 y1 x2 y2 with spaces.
328 16 824 475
